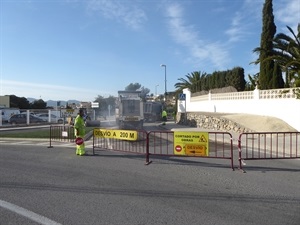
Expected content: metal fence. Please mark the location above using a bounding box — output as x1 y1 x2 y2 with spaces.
92 129 234 170
146 131 234 169
238 132 300 171
92 129 148 155
48 125 75 148
1 109 67 126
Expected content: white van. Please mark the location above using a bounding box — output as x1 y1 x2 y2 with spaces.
0 108 21 123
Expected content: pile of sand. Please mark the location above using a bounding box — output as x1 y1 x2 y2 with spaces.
222 114 297 132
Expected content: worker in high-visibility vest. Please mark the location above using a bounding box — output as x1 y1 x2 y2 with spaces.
162 109 167 125
74 109 86 156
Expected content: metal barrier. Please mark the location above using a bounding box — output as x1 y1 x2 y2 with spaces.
92 129 148 160
92 129 234 170
48 125 75 148
147 131 234 170
238 132 300 171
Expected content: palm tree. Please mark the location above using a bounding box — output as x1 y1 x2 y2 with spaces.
174 71 208 93
271 24 300 87
253 24 300 87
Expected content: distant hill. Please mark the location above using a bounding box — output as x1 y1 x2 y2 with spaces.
46 100 81 107
27 98 81 107
27 98 36 103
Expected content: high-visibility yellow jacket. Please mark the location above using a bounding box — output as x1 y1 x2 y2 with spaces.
74 115 85 137
162 110 167 117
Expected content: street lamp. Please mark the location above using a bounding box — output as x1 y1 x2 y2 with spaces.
160 64 167 101
155 84 159 96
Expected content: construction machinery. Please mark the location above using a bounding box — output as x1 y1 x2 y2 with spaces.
144 101 163 122
115 91 144 130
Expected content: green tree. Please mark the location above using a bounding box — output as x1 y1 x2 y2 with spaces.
225 67 246 91
9 95 30 109
246 73 259 90
175 68 247 93
30 99 47 109
140 87 150 102
124 83 150 101
174 71 207 93
270 25 300 87
106 95 116 108
94 95 116 113
253 0 284 89
94 95 107 112
125 83 141 91
216 71 226 88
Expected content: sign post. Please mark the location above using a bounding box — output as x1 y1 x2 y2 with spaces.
92 102 99 121
178 93 187 122
108 105 111 125
91 102 99 108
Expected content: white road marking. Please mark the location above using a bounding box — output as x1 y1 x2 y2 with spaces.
0 199 62 225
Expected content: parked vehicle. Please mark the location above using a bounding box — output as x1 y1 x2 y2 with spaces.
8 114 46 125
36 113 64 123
0 108 20 123
20 111 37 116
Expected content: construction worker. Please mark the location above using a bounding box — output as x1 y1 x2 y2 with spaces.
162 109 167 125
74 109 86 156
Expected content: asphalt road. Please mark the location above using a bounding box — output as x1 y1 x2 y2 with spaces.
0 138 300 225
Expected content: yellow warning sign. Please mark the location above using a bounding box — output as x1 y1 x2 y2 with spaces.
199 135 207 143
174 131 209 156
185 144 207 156
93 129 137 141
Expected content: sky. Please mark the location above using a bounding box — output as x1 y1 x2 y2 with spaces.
1 0 299 102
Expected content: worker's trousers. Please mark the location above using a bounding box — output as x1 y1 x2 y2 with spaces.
76 136 85 155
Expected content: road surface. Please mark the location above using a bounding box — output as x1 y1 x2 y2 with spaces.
0 141 299 225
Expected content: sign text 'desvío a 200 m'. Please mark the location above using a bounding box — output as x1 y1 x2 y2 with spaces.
93 129 137 141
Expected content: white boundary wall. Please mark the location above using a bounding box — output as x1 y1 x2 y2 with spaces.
178 88 300 131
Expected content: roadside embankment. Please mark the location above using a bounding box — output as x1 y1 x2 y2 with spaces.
177 112 298 133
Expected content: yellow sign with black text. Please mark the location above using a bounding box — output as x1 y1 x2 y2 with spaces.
93 129 137 141
173 131 209 156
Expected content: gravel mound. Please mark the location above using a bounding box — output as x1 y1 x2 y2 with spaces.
221 114 297 132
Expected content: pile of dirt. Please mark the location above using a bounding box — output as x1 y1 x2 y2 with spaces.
221 114 297 132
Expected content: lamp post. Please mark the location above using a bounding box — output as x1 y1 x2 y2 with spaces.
155 84 159 96
160 64 167 101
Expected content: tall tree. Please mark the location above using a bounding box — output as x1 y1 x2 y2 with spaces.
9 95 30 109
94 95 107 112
30 99 47 109
225 67 246 91
270 25 300 87
139 86 150 102
106 95 116 108
256 0 284 89
246 73 259 90
174 71 207 93
125 83 141 91
124 83 150 101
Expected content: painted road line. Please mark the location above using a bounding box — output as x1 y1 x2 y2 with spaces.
0 199 62 225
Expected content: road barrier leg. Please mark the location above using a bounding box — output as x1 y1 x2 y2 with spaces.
145 132 152 165
48 125 53 148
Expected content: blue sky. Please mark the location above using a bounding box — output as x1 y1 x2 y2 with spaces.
1 0 299 102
